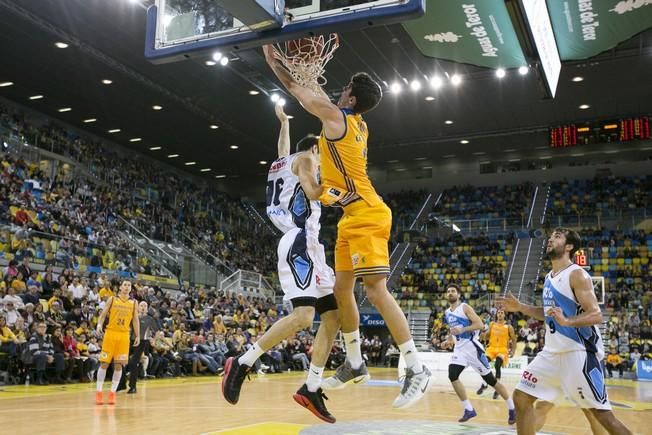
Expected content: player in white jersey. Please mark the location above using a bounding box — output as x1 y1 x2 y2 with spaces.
222 104 340 424
443 284 516 425
497 228 632 435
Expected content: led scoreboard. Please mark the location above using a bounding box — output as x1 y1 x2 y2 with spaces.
549 116 650 148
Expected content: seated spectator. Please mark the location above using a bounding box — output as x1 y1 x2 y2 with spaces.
606 348 625 378
25 321 61 385
0 315 18 357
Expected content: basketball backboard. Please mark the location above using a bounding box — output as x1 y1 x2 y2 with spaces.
145 0 425 63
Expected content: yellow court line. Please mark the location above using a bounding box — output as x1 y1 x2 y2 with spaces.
202 422 306 435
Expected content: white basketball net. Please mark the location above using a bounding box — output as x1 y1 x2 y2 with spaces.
273 33 339 94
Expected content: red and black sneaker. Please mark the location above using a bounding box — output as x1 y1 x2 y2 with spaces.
292 383 336 424
221 355 251 405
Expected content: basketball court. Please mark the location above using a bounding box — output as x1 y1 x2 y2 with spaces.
1 368 649 434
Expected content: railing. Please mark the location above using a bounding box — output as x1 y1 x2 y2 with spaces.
220 269 276 300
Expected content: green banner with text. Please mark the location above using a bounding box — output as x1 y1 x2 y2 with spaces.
548 0 652 60
402 0 527 69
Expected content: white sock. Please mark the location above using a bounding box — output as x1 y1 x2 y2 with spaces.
463 399 473 411
96 367 107 392
111 369 122 393
343 331 363 369
398 340 421 372
506 397 515 410
306 364 324 392
238 343 264 367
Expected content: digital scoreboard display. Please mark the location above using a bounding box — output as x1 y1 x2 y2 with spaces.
549 116 650 148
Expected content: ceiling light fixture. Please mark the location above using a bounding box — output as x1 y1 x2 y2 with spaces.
167 154 179 158
259 160 267 165
185 161 196 166
212 52 223 61
429 76 443 89
495 68 506 79
572 76 584 82
518 66 529 75
129 138 142 142
29 95 44 100
215 174 227 179
149 146 162 151
205 60 216 66
444 120 453 125
410 80 421 91
152 105 163 110
220 57 229 66
108 129 120 133
460 139 469 144
278 98 286 107
83 118 97 123
579 104 590 109
58 107 72 112
102 79 112 85
451 74 462 86
200 168 211 172
425 96 435 101
249 90 259 95
0 82 14 87
390 82 402 94
54 42 69 49
270 94 280 103
210 124 219 129
230 145 239 149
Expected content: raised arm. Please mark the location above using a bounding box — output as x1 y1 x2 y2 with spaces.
263 45 344 139
496 292 545 321
292 153 322 200
275 103 290 158
547 269 603 328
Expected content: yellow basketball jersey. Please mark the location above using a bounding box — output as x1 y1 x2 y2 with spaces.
318 111 382 208
107 297 134 333
488 322 510 349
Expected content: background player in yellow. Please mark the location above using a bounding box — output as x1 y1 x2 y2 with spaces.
264 45 431 408
477 308 517 399
95 280 139 405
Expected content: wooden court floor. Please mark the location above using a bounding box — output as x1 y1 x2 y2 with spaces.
0 368 649 434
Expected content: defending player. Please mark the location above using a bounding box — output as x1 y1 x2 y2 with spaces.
443 284 516 424
264 43 431 409
221 103 340 423
95 279 139 405
476 308 517 399
497 228 632 435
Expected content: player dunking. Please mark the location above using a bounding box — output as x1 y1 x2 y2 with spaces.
264 45 431 408
443 284 516 424
497 228 632 435
222 103 340 423
95 280 139 405
476 308 517 399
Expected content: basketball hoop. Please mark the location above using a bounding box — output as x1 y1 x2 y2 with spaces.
273 33 339 94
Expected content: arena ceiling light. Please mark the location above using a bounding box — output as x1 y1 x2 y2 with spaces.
149 146 161 151
58 107 72 112
215 174 227 179
0 81 13 87
167 154 179 158
518 66 529 75
460 139 469 144
410 80 421 91
129 138 142 142
184 161 196 166
425 96 435 101
249 90 260 95
230 145 239 150
259 160 267 165
54 42 69 49
495 68 506 79
450 74 463 86
429 76 443 90
101 79 113 85
209 124 219 129
83 118 97 123
572 76 584 82
220 57 229 66
108 129 120 133
389 82 402 94
270 94 280 103
444 120 453 125
152 105 163 111
278 98 286 106
29 95 44 100
205 60 217 66
579 104 590 109
200 168 211 172
212 51 223 61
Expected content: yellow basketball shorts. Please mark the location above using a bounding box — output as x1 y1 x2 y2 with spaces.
99 330 130 363
334 201 392 277
485 347 509 366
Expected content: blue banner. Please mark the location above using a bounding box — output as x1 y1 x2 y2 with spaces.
361 313 386 327
636 360 652 381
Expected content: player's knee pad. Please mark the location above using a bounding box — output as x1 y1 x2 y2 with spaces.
448 364 465 382
481 372 498 387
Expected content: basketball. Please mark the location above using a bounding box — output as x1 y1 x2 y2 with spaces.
286 37 323 61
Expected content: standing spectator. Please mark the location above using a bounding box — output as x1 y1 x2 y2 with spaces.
17 256 33 282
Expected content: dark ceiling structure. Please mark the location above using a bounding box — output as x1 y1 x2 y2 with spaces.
0 0 651 187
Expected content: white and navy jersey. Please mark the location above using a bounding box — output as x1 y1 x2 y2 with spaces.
445 303 480 347
542 264 604 357
266 154 321 237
